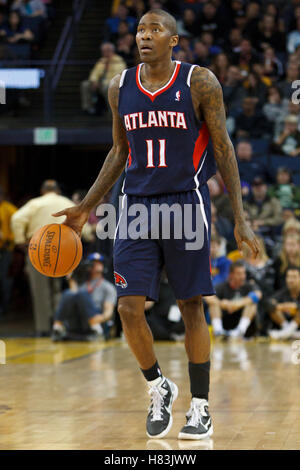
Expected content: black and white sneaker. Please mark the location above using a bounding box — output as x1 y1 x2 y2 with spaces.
178 398 213 440
146 377 178 439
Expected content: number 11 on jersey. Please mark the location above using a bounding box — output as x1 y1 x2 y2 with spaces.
146 139 167 168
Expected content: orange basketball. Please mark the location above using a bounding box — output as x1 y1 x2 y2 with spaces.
28 223 82 278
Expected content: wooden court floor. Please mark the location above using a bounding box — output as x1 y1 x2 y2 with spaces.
0 337 300 450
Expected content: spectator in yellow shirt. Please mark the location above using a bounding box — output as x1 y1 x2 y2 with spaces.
80 42 126 115
0 186 17 316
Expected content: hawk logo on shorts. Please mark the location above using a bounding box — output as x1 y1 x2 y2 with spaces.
114 271 128 288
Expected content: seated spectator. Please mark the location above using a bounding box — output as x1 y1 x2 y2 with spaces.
234 97 272 139
205 261 262 338
52 253 117 341
80 42 126 115
197 1 222 39
222 65 246 113
262 46 284 81
116 32 135 67
0 10 34 45
193 39 210 67
224 27 242 57
243 236 275 334
244 175 283 236
273 234 300 290
287 17 300 54
211 202 233 242
145 273 185 341
252 13 286 52
210 52 229 84
210 234 231 287
231 38 259 72
105 3 136 40
242 70 269 108
12 0 47 18
262 86 284 128
268 167 300 211
244 1 261 37
176 36 194 63
207 176 234 222
282 217 300 238
236 140 269 186
176 8 198 37
278 63 300 100
273 115 300 157
200 31 221 56
268 267 300 340
274 101 300 140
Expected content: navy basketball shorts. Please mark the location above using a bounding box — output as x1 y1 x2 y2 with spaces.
113 184 215 301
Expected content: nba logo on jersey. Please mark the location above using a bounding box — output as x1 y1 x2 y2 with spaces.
175 90 181 101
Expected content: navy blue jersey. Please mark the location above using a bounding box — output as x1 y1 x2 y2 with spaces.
118 61 216 196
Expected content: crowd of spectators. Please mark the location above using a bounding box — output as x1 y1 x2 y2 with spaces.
0 0 56 60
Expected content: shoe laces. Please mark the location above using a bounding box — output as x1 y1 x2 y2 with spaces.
148 384 167 422
186 400 208 428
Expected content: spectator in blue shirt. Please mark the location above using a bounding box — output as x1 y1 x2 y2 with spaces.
105 4 136 40
210 234 231 287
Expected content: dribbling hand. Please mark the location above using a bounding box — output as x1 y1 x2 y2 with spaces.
52 206 89 237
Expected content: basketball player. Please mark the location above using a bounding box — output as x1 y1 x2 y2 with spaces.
54 9 260 440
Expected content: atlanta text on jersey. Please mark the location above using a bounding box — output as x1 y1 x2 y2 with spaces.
124 110 188 131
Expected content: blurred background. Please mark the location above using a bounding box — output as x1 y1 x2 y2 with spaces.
1 0 300 342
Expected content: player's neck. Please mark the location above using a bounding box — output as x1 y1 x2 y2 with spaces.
142 58 175 85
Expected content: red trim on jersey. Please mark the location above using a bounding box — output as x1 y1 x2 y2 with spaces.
136 62 181 102
127 141 132 167
192 123 209 172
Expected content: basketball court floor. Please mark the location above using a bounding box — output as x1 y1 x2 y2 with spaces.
0 337 299 450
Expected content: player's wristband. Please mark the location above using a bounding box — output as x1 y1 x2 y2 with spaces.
248 291 259 304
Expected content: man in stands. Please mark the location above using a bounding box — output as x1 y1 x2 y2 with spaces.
206 261 262 338
268 267 300 339
80 42 126 115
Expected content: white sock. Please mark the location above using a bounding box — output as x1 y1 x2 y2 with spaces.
91 324 102 334
212 318 223 333
282 321 289 330
148 375 164 388
238 317 251 334
288 320 298 332
53 323 65 332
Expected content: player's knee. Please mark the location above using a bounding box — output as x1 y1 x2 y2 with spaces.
117 299 144 325
178 296 205 328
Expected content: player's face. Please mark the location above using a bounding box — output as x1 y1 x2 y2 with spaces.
136 14 178 62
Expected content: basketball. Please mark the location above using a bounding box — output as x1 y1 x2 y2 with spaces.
28 223 82 278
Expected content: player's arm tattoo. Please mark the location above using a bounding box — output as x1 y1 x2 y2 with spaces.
190 67 245 223
80 74 129 212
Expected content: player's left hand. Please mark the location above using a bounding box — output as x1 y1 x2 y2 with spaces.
234 220 260 259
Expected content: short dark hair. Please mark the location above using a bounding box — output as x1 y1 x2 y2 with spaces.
40 180 60 193
286 266 300 276
229 260 245 273
141 9 177 35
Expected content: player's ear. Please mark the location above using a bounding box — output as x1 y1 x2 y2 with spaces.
170 35 179 48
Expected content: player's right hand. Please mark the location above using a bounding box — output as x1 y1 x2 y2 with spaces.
52 206 89 237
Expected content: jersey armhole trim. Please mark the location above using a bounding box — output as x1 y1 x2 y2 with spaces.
187 64 198 87
119 69 128 88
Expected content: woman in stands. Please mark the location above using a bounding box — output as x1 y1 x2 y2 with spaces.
0 10 33 44
273 233 300 289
